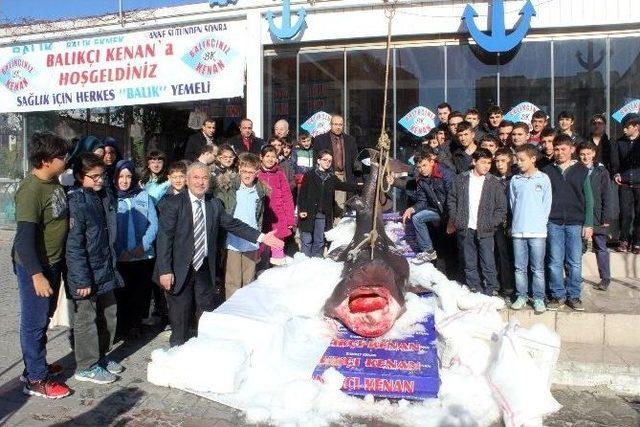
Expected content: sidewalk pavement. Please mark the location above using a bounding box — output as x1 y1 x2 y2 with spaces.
0 230 240 426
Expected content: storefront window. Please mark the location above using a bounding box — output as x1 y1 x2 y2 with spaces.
264 52 297 138
346 49 391 150
395 45 445 160
554 39 606 137
501 41 552 122
447 43 497 116
299 50 344 136
0 113 24 224
610 36 640 139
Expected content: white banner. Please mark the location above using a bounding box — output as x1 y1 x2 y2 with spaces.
0 21 246 113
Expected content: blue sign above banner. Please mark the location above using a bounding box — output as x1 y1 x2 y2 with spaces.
612 99 640 123
461 0 536 53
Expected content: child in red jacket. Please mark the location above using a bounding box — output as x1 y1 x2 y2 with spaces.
257 145 295 265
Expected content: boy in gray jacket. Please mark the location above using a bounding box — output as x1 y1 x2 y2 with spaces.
447 148 507 295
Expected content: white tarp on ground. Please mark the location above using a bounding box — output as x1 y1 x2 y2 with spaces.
148 219 562 426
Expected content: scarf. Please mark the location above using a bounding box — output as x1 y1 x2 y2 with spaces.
114 159 143 199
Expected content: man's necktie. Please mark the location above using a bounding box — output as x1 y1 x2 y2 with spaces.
193 199 206 270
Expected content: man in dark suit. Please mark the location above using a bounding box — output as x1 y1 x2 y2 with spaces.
184 116 218 161
227 118 263 155
154 162 284 347
313 114 359 214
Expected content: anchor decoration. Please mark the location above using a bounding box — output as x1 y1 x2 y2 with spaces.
576 40 605 72
461 0 536 53
266 0 307 40
209 0 237 6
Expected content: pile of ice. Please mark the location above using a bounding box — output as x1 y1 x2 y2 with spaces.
148 218 562 427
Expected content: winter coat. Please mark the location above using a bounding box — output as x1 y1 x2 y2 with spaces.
257 165 295 239
297 168 360 233
227 134 264 155
143 178 170 206
215 174 268 229
589 164 615 234
589 133 611 173
447 171 507 238
115 190 158 261
412 163 455 216
66 186 123 298
313 132 360 184
611 135 640 185
542 162 594 227
452 149 473 174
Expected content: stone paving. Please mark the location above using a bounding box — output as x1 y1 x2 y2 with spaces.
0 229 638 426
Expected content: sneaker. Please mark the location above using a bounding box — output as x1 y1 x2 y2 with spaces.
567 298 585 311
510 296 528 310
101 358 124 375
20 363 63 383
533 299 546 315
616 241 629 253
270 257 286 266
595 279 610 291
23 379 71 399
546 298 565 311
74 365 117 384
416 250 438 262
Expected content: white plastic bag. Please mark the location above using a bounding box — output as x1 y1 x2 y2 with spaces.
49 285 70 328
487 322 561 427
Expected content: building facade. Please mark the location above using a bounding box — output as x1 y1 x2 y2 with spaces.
0 0 638 181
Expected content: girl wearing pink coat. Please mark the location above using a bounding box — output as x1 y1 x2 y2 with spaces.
258 145 295 265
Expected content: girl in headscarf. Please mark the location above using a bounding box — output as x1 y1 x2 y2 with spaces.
114 160 158 340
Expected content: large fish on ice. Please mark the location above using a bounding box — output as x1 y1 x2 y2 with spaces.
323 150 410 338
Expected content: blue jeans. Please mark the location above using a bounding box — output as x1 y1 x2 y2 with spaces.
512 237 546 300
411 209 440 252
301 213 326 258
547 223 583 300
15 262 63 382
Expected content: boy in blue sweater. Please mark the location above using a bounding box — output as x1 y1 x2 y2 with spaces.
215 153 268 299
509 145 552 314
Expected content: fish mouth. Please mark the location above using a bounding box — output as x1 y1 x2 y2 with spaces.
333 286 402 338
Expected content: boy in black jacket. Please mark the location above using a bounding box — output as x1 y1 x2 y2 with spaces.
611 113 640 254
447 148 507 295
492 147 515 299
297 150 361 257
542 134 594 311
578 142 614 290
67 153 124 384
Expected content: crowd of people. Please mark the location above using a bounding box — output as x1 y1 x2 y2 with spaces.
11 103 640 399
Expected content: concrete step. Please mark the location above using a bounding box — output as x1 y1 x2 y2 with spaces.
503 277 640 348
553 342 640 395
583 251 640 279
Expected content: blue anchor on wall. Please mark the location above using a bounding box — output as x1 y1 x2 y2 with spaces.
266 0 307 40
462 0 536 53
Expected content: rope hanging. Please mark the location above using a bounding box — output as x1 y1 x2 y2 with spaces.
368 0 397 260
